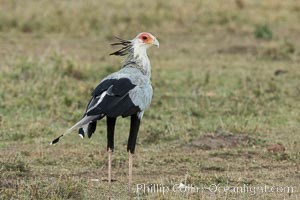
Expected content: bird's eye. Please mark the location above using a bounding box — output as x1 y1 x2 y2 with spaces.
142 36 148 40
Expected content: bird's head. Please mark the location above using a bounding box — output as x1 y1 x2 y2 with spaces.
134 32 160 48
110 32 159 56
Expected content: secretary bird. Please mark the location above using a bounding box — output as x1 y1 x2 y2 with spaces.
51 32 159 197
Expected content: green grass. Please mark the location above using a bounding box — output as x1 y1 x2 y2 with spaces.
1 0 300 199
254 24 273 40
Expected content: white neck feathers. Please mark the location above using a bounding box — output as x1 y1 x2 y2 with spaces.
124 43 151 77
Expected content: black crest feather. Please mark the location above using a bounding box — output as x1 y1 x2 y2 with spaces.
109 36 132 56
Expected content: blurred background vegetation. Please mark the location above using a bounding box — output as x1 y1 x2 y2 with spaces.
0 0 300 199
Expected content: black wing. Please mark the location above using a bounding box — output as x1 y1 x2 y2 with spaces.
86 78 141 118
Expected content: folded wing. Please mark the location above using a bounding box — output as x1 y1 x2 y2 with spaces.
86 78 141 118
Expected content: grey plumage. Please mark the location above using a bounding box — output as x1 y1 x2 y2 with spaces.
51 32 159 198
51 32 158 145
104 64 153 111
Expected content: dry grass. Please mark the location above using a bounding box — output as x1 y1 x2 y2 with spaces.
1 0 300 199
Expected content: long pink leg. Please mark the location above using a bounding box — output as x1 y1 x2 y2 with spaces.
108 149 112 199
128 152 133 199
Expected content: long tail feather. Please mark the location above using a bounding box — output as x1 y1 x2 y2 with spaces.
50 116 97 145
50 121 82 145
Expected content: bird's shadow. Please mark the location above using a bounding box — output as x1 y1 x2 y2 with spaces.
101 178 118 182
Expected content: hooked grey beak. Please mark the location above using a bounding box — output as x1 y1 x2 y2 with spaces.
153 38 159 47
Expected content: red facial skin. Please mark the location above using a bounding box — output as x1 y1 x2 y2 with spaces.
138 33 153 44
